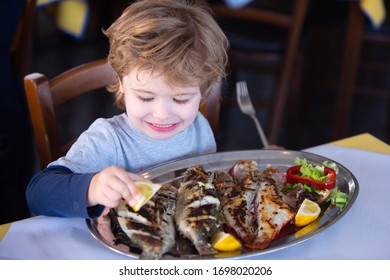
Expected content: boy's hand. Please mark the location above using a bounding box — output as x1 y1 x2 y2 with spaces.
87 166 146 208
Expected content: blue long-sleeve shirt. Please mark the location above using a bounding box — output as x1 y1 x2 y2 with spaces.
26 165 103 217
26 113 216 218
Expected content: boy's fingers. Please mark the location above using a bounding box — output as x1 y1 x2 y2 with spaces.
122 177 143 206
129 173 151 182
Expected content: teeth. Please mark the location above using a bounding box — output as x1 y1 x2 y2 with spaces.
152 123 174 128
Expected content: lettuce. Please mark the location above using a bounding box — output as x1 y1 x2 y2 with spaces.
294 157 326 182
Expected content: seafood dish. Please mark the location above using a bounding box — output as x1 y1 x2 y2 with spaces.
108 184 177 259
107 160 295 258
87 150 358 259
175 166 222 255
214 160 295 249
213 161 258 245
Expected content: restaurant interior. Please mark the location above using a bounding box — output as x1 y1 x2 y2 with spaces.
1 0 389 224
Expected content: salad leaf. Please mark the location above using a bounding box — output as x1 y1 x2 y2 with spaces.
323 160 339 174
293 157 348 208
294 157 326 182
326 186 348 208
294 157 307 166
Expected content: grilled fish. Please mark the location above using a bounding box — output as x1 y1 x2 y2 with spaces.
247 178 295 249
112 184 177 259
213 160 259 244
175 166 221 255
215 160 295 250
261 164 298 208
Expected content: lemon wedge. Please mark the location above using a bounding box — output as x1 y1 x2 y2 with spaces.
294 217 320 238
295 198 321 227
132 181 162 212
212 232 241 252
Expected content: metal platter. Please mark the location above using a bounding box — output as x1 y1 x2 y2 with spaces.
87 149 359 259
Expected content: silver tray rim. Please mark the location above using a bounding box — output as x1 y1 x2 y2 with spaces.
86 149 359 259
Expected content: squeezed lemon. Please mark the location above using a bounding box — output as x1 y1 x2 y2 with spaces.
212 232 241 252
132 181 162 212
295 198 321 227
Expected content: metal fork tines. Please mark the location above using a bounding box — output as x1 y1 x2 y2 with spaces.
236 81 270 149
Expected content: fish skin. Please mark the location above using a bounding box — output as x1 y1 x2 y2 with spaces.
214 169 257 244
175 166 221 256
261 165 298 208
247 179 295 250
115 184 177 259
215 160 295 250
229 160 261 182
261 164 286 188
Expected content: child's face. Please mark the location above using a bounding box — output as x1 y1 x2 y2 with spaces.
120 69 202 140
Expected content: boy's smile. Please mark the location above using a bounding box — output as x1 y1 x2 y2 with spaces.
146 122 179 133
120 69 202 140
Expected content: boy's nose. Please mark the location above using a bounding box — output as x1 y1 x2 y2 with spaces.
152 101 173 120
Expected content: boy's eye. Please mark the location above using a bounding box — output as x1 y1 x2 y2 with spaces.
173 98 189 104
138 96 154 102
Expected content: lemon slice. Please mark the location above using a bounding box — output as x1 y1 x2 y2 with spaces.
295 198 321 227
212 232 241 252
132 181 162 212
294 217 320 238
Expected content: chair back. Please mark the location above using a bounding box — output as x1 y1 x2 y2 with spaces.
24 58 221 169
10 0 37 78
209 0 309 144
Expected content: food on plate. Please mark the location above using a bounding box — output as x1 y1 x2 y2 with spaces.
109 184 177 259
175 165 222 256
213 161 258 245
249 177 295 249
281 158 348 209
286 165 336 190
102 157 348 259
294 198 321 227
131 181 162 212
214 160 295 250
294 217 321 238
211 231 241 252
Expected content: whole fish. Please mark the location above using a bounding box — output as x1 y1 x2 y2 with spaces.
111 184 177 259
174 165 221 256
213 161 258 244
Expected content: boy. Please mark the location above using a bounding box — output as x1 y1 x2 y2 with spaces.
26 0 229 218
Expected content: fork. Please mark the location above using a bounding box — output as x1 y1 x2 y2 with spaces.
236 81 270 149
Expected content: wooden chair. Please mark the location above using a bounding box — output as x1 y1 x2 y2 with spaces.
24 58 222 169
331 1 390 141
209 0 308 144
295 2 389 143
10 0 37 78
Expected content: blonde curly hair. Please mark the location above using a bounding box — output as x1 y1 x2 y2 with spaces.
103 0 229 110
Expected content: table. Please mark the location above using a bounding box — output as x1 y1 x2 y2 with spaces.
0 133 389 260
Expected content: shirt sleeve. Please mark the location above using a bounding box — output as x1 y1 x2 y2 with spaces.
26 165 104 218
49 119 119 173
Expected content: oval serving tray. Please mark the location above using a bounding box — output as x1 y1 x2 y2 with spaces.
87 149 359 259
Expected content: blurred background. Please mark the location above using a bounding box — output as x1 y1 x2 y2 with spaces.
1 0 389 223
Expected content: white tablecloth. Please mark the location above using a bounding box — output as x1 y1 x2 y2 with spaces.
0 143 389 260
